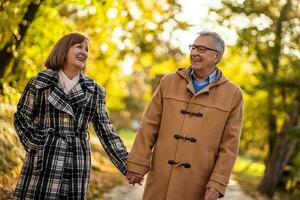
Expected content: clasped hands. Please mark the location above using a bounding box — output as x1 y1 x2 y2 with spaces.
126 171 144 186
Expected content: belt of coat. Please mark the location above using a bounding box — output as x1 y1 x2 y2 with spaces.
34 128 90 173
51 128 89 142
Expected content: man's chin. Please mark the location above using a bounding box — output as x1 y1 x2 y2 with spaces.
190 65 203 70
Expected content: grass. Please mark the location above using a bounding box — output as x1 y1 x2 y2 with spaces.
118 129 136 149
233 156 265 177
233 156 300 200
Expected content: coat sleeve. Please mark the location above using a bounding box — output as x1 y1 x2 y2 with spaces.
206 88 244 198
127 77 164 175
14 78 46 152
92 87 128 175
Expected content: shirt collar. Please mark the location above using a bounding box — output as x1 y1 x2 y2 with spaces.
58 70 80 93
59 70 80 84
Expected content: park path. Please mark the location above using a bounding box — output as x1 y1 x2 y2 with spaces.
103 178 254 200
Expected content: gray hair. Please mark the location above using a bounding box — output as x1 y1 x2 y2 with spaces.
197 31 225 55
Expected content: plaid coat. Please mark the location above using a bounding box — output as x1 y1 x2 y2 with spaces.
13 69 128 199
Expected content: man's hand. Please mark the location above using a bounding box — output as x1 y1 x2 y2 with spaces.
204 187 220 200
126 171 144 185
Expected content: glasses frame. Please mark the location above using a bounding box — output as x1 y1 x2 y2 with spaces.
189 44 219 54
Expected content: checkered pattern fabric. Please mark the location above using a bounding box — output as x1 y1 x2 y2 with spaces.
13 69 128 199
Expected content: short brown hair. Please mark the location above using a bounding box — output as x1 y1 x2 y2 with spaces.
45 33 88 71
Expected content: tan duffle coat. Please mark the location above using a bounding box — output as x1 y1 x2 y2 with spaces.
127 67 244 200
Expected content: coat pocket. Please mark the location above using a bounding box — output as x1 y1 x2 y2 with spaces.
33 128 53 173
33 143 45 173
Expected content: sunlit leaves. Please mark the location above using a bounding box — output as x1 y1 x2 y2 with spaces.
210 0 300 166
1 0 185 115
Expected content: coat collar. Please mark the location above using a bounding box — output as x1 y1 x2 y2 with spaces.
34 69 95 92
33 69 94 118
176 67 228 95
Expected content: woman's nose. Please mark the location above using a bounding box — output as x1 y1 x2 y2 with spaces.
82 49 88 57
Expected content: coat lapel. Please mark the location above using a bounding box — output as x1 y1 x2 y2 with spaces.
68 72 95 109
48 86 75 118
68 84 89 110
34 70 95 118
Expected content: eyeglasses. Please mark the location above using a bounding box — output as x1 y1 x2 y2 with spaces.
189 44 219 53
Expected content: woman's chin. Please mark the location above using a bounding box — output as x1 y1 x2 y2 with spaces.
74 63 85 70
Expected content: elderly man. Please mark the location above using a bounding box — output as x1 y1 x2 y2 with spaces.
126 31 244 200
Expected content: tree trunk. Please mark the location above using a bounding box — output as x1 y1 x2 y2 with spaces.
259 134 297 198
259 86 300 198
0 0 44 80
267 87 277 158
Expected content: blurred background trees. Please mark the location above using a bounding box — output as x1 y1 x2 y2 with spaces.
208 0 300 198
0 0 188 125
0 0 299 199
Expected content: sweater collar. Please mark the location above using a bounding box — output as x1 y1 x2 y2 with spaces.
191 68 218 85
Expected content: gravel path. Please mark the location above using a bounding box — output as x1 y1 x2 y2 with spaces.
103 178 254 200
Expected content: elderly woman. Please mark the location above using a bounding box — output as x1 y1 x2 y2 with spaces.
13 33 128 199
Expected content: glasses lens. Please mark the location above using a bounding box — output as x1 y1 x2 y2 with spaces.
197 46 206 53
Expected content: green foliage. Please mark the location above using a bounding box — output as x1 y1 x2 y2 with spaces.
234 155 300 200
210 0 300 197
0 0 186 130
0 1 186 193
232 156 265 198
219 48 269 159
234 156 265 177
118 129 137 149
209 0 300 159
0 83 21 104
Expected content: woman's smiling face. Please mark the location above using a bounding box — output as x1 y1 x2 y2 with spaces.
65 40 89 70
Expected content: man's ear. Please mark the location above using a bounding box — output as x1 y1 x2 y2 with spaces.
214 53 222 64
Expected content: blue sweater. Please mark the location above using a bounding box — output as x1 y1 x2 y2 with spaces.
191 68 218 93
